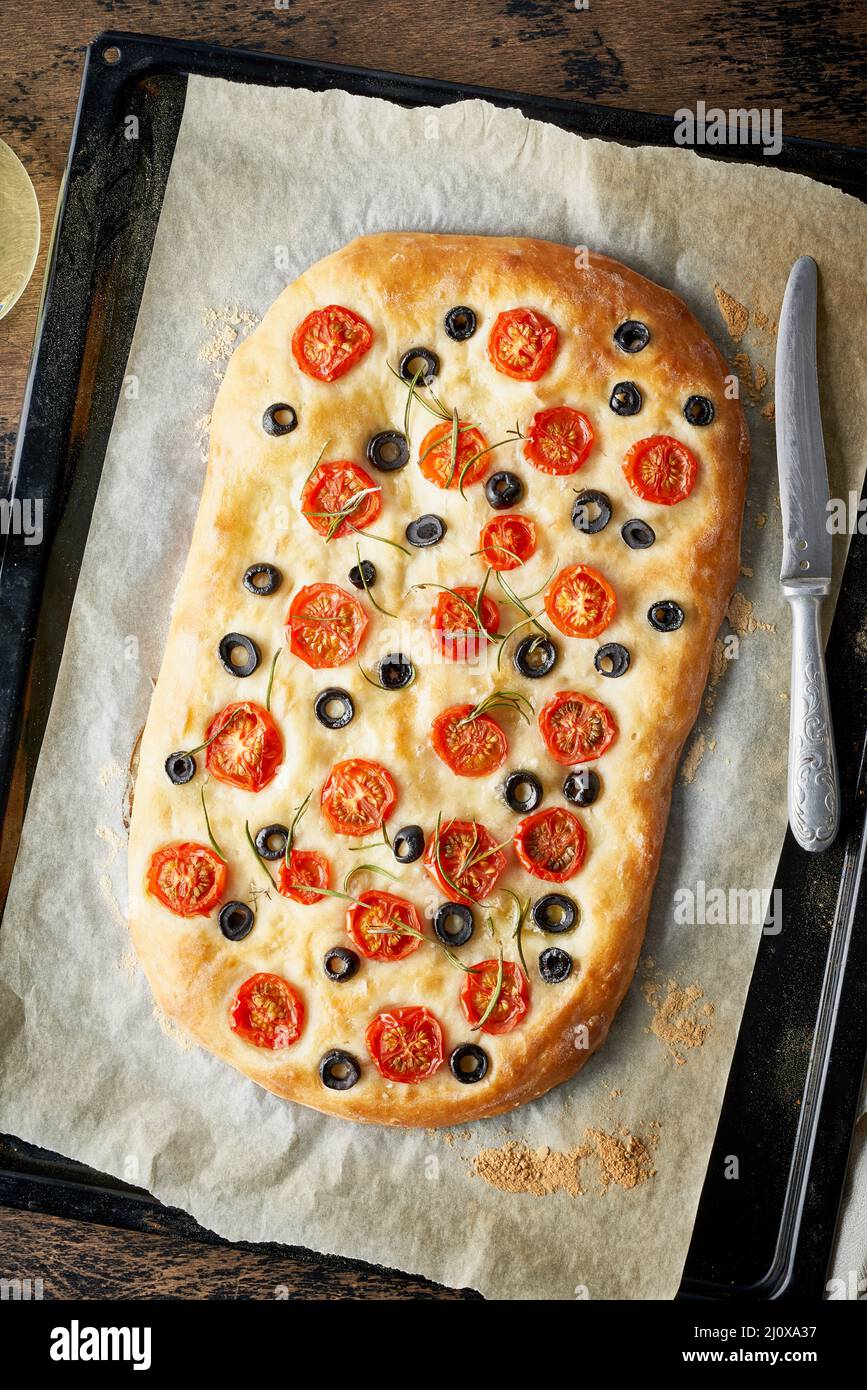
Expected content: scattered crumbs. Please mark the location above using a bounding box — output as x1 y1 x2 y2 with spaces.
153 1006 194 1051
471 1140 588 1197
854 617 867 657
779 691 789 701
739 563 754 578
714 284 749 342
704 637 728 714
199 305 259 376
95 823 123 863
98 874 127 932
755 511 768 529
118 946 137 980
98 760 125 789
753 309 769 329
643 975 714 1065
731 350 771 405
726 591 776 636
680 732 707 785
442 1132 455 1148
761 401 775 422
609 1087 622 1100
584 1126 657 1193
194 413 211 463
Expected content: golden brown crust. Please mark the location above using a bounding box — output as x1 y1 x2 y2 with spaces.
127 233 749 1126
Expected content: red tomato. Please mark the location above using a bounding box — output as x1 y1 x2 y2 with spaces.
622 434 698 505
488 308 558 381
286 583 368 668
277 849 330 905
146 842 227 918
524 405 594 475
461 959 529 1035
478 513 537 571
514 807 586 882
230 973 305 1050
365 1005 444 1083
346 890 422 962
423 819 507 905
300 459 381 538
291 305 372 382
418 421 489 490
321 758 397 835
429 586 500 662
539 690 618 765
544 564 616 638
205 701 283 792
430 704 508 778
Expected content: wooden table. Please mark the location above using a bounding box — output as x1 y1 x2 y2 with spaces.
1 0 865 1300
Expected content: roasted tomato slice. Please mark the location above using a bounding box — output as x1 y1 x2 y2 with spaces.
418 421 489 490
524 405 594 475
321 758 397 835
430 586 500 662
286 583 368 668
277 849 330 905
424 818 507 905
431 704 508 778
365 1005 444 1083
461 959 529 1035
622 434 698 505
539 690 618 765
300 459 381 538
488 307 558 381
205 701 283 792
478 513 537 571
514 807 587 882
146 842 227 918
544 564 616 638
346 890 423 962
291 304 373 382
230 973 305 1050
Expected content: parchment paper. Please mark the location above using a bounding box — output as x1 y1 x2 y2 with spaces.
1 77 866 1301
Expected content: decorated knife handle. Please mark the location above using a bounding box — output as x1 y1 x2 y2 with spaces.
783 584 840 852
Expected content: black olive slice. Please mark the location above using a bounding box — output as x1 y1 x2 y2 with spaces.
683 394 715 426
571 489 612 534
219 901 254 941
648 600 684 632
165 751 195 785
218 633 260 678
376 653 414 690
514 635 557 679
434 902 474 947
324 947 360 983
348 559 376 590
563 768 600 807
319 1049 361 1091
242 562 282 596
485 470 524 510
262 403 298 436
450 1043 489 1084
621 518 656 550
254 823 289 860
366 430 410 473
532 893 578 933
393 825 425 863
444 306 477 341
399 346 439 385
609 381 642 416
613 320 650 353
406 514 446 548
539 947 573 984
594 642 630 678
504 770 543 814
315 687 355 729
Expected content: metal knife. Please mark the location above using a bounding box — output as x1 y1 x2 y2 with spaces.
775 255 840 852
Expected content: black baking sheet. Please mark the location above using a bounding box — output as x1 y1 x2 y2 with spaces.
1 30 866 1301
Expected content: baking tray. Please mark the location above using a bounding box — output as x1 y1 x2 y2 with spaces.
1 30 866 1301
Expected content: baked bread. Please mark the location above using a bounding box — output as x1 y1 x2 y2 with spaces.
127 233 749 1126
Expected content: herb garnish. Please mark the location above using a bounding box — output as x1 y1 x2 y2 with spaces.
457 422 525 498
355 542 397 619
200 787 226 861
456 689 533 727
471 947 505 1032
265 649 280 712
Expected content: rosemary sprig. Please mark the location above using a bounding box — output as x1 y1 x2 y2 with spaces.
185 705 245 758
300 438 332 493
471 947 505 1032
500 888 531 978
416 418 475 472
367 921 481 974
495 611 547 671
358 660 417 691
496 570 553 642
284 791 313 866
303 485 383 542
456 689 534 727
265 649 280 713
446 407 460 488
343 862 400 895
457 423 525 499
245 819 277 889
355 542 397 619
201 787 226 862
387 360 452 427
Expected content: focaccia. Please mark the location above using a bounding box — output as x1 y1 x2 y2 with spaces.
127 233 749 1126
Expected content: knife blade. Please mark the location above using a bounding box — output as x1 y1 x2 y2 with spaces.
774 255 840 851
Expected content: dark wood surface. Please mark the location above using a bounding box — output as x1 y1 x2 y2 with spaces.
1 0 866 1301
